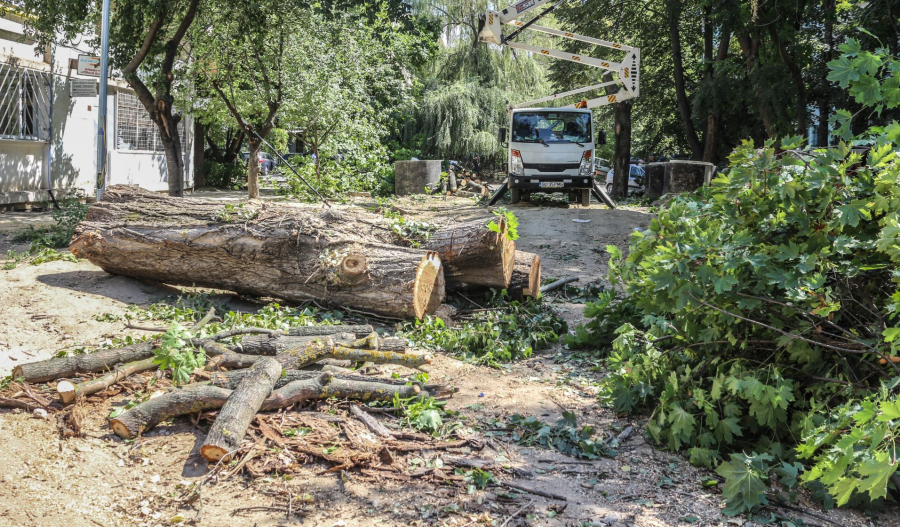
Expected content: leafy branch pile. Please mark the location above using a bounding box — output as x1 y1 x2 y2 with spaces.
507 411 614 459
400 295 567 365
570 41 900 514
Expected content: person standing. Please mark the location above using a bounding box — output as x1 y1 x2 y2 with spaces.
473 154 481 179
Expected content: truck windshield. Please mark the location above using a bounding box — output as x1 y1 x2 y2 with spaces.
511 112 591 144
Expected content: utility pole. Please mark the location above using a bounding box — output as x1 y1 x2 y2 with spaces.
96 0 111 199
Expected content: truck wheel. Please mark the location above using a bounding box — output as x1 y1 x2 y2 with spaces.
581 189 591 207
510 188 521 204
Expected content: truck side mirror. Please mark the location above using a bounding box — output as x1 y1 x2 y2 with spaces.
499 127 507 144
596 130 607 145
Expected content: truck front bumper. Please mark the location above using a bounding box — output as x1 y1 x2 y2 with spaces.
508 174 594 190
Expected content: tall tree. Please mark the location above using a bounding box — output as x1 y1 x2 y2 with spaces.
21 0 202 196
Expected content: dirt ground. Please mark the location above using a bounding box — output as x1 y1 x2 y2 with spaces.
0 192 894 527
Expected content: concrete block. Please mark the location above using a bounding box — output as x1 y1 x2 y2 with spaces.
394 160 441 196
663 160 714 195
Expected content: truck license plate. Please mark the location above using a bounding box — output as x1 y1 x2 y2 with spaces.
540 181 564 188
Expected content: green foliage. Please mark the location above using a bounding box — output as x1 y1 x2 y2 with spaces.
458 467 497 494
13 196 88 252
507 412 613 459
151 324 206 385
383 207 437 247
391 393 457 436
569 44 900 513
400 296 567 365
202 162 245 189
487 209 519 241
214 203 259 223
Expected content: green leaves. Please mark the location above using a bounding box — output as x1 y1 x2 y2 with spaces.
152 324 206 386
487 210 520 241
716 452 772 516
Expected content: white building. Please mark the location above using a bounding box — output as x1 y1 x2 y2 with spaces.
0 10 195 209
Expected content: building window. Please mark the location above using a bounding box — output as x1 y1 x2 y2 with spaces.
115 91 186 152
0 64 51 141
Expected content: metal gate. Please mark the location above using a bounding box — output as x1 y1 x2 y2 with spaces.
0 63 51 142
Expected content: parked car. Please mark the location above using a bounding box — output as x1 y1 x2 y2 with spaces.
240 152 277 174
606 164 645 194
594 158 611 179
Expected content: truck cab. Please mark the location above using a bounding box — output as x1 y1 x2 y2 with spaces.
502 108 602 206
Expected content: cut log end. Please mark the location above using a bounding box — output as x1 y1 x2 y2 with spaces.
340 255 368 281
110 419 135 440
414 252 444 320
57 381 76 404
525 253 541 298
200 444 232 463
498 219 517 288
11 366 23 380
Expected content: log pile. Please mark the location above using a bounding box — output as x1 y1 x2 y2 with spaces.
8 320 460 469
68 185 536 319
435 177 494 199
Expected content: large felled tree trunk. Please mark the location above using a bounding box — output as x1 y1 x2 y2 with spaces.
70 186 444 319
424 218 514 291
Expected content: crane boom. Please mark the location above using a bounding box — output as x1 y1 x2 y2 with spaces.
478 0 640 109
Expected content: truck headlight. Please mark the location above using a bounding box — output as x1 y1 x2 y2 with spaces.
510 149 523 176
579 150 592 176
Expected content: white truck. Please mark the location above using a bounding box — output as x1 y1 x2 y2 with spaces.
478 0 641 206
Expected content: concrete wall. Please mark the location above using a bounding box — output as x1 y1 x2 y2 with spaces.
0 139 44 193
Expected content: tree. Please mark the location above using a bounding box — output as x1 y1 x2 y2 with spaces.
20 0 201 197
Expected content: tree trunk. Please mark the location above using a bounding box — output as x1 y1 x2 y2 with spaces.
158 107 185 197
612 100 632 199
703 31 731 164
12 339 160 383
205 369 429 394
193 120 206 188
247 136 261 199
201 357 282 461
769 26 808 136
237 332 403 356
287 325 374 338
669 6 703 160
69 186 445 319
508 251 541 300
818 0 835 146
424 218 515 290
110 373 426 439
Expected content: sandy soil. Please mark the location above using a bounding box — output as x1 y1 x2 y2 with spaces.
0 193 894 527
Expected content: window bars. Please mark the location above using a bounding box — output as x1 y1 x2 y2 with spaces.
0 63 51 142
115 91 186 153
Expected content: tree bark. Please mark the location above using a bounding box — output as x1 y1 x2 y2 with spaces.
12 339 159 383
69 186 445 319
237 332 403 355
703 31 731 164
213 341 429 370
817 0 835 146
287 325 374 338
669 5 703 160
350 404 393 438
201 357 283 461
57 357 157 404
193 120 206 188
247 136 261 199
205 369 430 394
424 218 514 291
769 25 808 136
110 373 427 439
612 100 632 199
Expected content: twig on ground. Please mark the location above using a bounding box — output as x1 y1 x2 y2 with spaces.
500 499 534 527
500 481 567 501
124 323 166 332
540 277 579 293
231 506 305 517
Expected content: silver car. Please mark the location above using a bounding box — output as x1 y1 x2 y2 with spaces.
606 164 645 194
